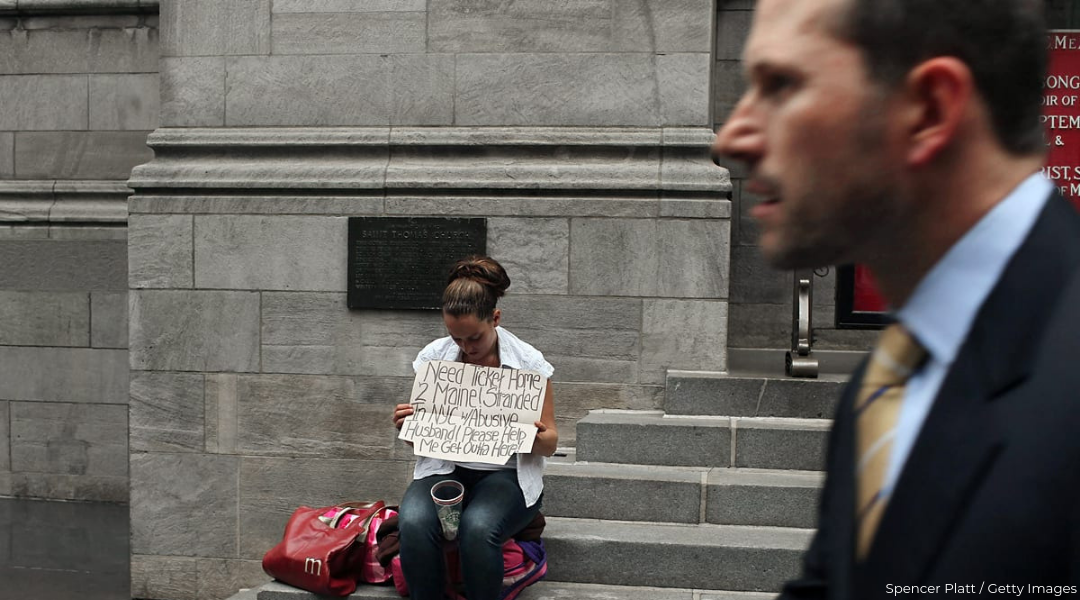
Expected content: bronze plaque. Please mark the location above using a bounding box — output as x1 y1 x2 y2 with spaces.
348 217 487 310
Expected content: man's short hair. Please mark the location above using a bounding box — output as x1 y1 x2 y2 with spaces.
834 0 1047 155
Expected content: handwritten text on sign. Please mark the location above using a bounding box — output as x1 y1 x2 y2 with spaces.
398 360 546 465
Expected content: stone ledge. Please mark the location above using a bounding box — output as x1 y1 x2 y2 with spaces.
543 517 809 591
0 1 157 15
544 461 704 524
144 127 392 148
128 127 731 205
240 580 778 600
665 370 846 418
575 411 732 467
140 126 706 149
389 127 662 147
0 180 129 223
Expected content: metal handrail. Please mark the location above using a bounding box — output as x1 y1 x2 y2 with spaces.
786 269 819 378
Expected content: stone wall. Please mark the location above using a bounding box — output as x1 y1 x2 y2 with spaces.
128 1 728 598
714 0 875 353
0 0 157 501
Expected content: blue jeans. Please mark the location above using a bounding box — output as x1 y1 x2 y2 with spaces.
398 467 541 600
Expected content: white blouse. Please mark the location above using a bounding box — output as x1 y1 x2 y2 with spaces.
410 326 554 508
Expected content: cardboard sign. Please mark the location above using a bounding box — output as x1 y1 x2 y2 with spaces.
1044 30 1080 208
398 360 546 465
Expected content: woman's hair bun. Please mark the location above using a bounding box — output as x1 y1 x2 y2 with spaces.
442 256 509 320
447 255 510 298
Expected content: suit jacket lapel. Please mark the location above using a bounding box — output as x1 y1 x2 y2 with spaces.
824 370 861 600
857 193 1080 586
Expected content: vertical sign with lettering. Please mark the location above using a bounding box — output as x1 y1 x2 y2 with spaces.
1044 30 1080 207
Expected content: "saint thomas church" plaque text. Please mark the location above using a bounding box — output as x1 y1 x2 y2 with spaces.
347 217 487 310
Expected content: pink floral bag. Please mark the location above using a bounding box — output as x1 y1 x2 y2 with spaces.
313 504 397 585
361 506 397 584
390 538 547 599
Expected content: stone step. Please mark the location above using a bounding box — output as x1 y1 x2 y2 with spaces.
727 347 867 378
543 460 704 523
665 370 846 418
543 460 822 529
543 517 811 592
243 518 810 598
245 580 778 600
575 411 830 471
706 468 822 529
732 417 831 471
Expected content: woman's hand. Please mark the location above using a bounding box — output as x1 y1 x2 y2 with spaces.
530 381 558 457
392 403 414 430
533 420 558 456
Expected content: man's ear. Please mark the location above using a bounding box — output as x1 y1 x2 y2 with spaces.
903 57 974 167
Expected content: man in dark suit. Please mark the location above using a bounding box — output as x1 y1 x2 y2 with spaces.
714 0 1080 597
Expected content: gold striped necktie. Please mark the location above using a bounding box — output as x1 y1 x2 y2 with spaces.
855 323 928 560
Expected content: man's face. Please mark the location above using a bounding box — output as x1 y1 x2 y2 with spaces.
713 0 908 270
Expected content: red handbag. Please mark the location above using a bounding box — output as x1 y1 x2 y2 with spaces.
262 501 386 596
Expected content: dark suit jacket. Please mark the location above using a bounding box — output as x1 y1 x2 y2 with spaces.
781 193 1080 599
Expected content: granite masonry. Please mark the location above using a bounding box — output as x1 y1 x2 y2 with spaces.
0 0 157 502
0 1 876 599
126 1 729 598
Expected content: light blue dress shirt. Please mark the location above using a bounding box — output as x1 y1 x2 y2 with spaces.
882 173 1053 495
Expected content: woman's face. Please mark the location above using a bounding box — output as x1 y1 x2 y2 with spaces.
443 309 501 364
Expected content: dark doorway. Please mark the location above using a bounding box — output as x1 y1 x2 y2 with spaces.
1047 0 1080 29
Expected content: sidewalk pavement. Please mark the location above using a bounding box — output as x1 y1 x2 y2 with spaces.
0 497 129 600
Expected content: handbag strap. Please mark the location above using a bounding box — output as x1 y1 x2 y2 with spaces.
328 507 359 529
341 501 383 510
328 501 386 529
350 508 381 534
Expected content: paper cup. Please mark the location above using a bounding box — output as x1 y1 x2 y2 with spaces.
430 479 465 541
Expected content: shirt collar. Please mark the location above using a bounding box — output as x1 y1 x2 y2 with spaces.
897 173 1051 365
450 326 519 369
494 327 521 369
